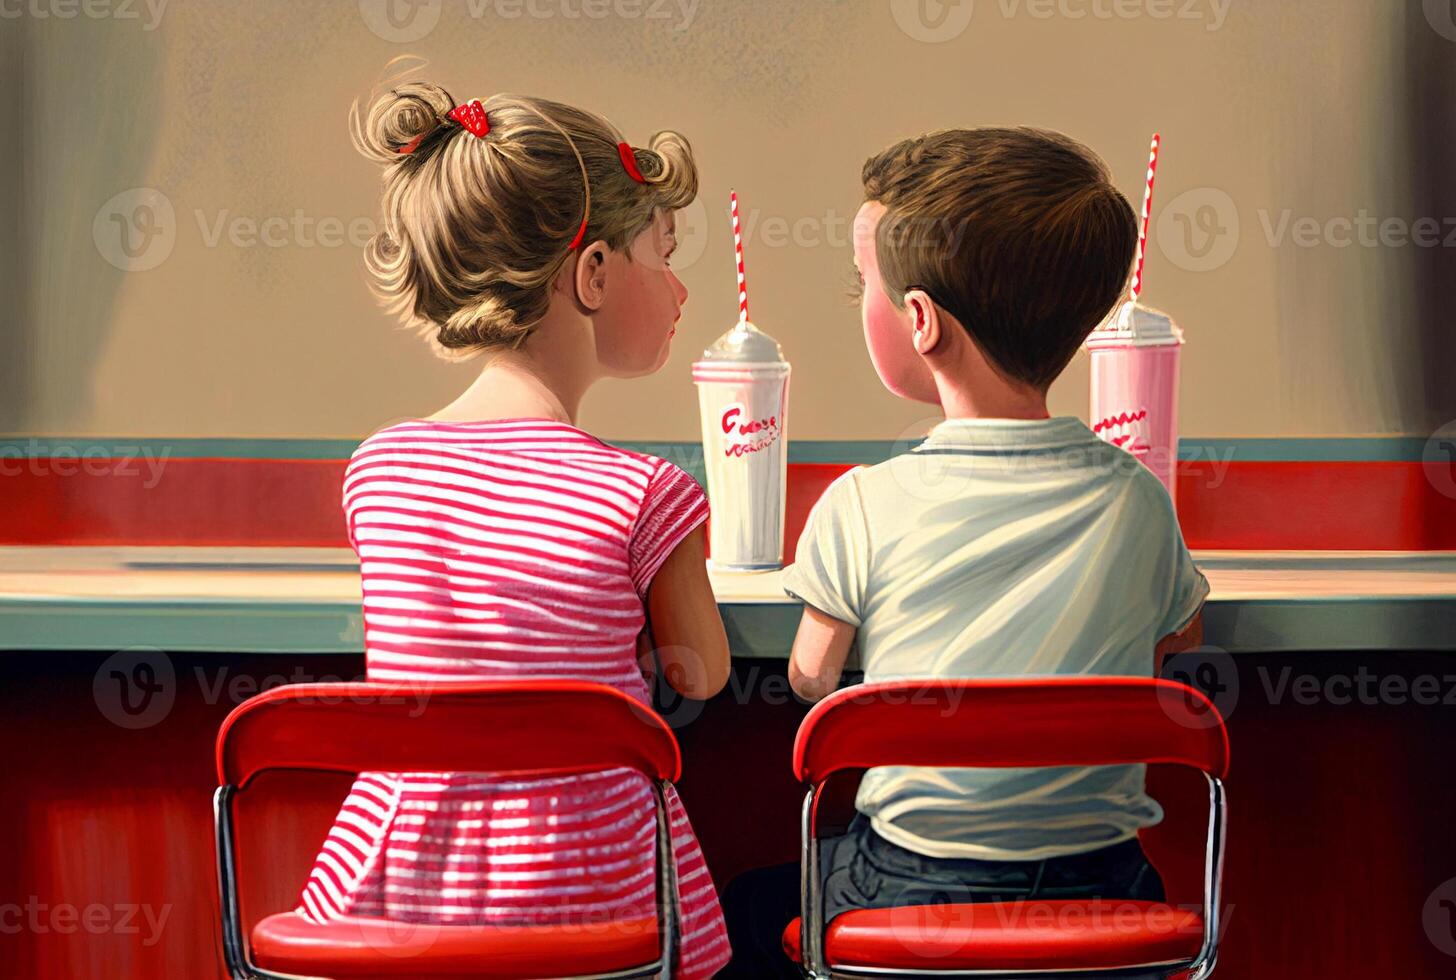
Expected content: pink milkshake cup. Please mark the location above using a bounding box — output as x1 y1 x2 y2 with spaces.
1087 300 1185 504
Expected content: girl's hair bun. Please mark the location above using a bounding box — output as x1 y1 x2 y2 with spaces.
352 79 454 164
350 62 700 361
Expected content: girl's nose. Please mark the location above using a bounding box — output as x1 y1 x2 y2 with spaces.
672 272 689 307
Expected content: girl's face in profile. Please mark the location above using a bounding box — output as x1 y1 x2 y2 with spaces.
853 201 939 404
593 209 688 378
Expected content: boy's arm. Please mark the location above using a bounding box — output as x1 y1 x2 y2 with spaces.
1154 607 1205 675
643 526 731 699
789 604 857 702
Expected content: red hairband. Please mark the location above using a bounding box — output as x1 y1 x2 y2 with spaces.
565 142 647 250
399 101 647 251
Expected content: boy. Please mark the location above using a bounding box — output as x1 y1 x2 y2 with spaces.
720 128 1208 976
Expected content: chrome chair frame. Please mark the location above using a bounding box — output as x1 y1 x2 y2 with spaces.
798 774 1226 980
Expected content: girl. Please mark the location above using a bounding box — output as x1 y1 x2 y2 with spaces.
297 76 732 977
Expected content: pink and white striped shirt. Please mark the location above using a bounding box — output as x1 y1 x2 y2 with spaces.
298 418 730 977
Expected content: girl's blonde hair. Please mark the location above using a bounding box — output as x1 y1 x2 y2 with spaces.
350 66 698 358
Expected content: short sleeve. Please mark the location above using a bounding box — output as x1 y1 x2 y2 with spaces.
629 460 710 598
1158 519 1210 638
782 469 870 627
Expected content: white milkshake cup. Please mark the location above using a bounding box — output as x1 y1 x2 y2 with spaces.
692 322 790 571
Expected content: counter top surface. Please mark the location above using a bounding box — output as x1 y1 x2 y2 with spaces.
3 547 1453 654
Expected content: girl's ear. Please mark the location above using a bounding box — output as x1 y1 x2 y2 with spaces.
572 240 611 311
904 288 942 356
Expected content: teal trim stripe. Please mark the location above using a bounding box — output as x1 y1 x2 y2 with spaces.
0 435 1433 463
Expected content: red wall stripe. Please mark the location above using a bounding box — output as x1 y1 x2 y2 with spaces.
0 458 1452 552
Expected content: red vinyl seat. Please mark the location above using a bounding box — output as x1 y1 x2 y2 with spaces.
781 901 1205 972
784 678 1230 979
213 680 685 980
250 910 659 979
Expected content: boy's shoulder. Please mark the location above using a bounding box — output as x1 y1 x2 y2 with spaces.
847 433 1178 524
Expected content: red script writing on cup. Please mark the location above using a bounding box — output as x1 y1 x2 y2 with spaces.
720 404 781 458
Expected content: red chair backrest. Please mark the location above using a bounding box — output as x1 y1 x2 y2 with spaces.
793 677 1229 784
217 680 681 788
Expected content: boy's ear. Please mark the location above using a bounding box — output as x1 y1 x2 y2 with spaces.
904 289 942 356
571 240 611 311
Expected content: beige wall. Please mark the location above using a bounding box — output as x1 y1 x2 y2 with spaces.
7 0 1453 441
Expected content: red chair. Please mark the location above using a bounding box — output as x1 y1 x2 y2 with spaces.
782 677 1230 979
213 680 685 979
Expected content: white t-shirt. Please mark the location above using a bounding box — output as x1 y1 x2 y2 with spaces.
783 416 1209 861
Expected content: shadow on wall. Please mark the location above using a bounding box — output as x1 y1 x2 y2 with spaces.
1406 4 1456 433
5 20 164 431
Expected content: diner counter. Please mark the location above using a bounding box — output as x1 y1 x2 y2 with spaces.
1 547 1454 655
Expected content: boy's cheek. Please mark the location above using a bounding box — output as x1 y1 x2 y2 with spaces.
863 302 937 401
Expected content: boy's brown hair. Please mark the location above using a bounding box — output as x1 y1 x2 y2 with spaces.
862 128 1137 390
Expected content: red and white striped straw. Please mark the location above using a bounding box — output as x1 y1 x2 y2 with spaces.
731 190 748 324
1130 133 1160 302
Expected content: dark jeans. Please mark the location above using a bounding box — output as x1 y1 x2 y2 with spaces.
718 814 1165 979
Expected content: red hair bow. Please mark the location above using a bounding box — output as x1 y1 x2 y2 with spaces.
447 100 491 138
